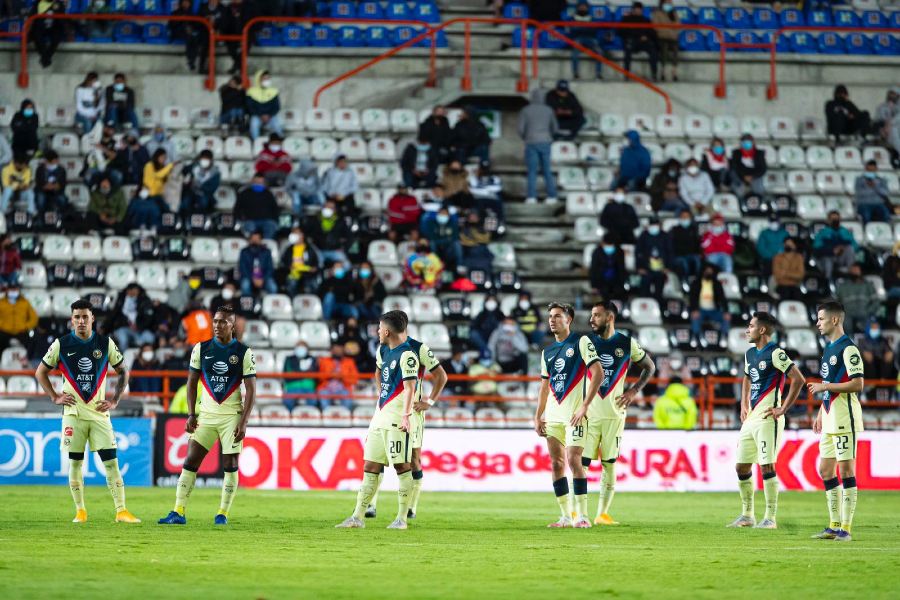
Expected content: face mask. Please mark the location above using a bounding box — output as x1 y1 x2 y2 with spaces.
667 169 676 178
768 222 779 231
703 271 714 280
613 193 625 203
662 3 672 10
864 171 877 179
333 268 345 279
741 140 753 151
7 292 19 301
114 82 125 91
712 145 724 155
479 359 493 367
518 300 530 311
603 245 615 255
251 183 265 192
153 132 165 142
141 351 154 362
321 208 335 219
199 159 212 169
711 225 725 234
830 220 840 229
502 324 516 333
870 329 881 339
23 108 34 118
269 144 282 153
484 300 498 311
139 189 149 199
679 218 691 227
295 346 309 358
261 79 272 88
288 233 300 244
415 143 430 152
221 288 234 300
436 214 450 225
687 165 699 176
648 225 660 235
784 246 795 253
359 268 372 279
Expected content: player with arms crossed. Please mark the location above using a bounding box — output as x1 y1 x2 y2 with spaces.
535 302 605 528
366 322 448 520
809 301 864 542
337 310 420 530
583 301 655 526
159 306 256 526
728 312 805 529
35 299 140 524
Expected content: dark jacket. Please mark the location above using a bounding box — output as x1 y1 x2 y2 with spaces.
620 13 657 42
122 144 150 185
400 143 439 175
599 202 639 244
420 213 460 244
318 276 364 304
307 216 351 252
471 307 505 340
636 231 674 270
825 97 864 135
545 90 584 124
234 185 278 221
220 83 246 114
670 223 701 257
729 148 767 180
451 115 490 150
106 289 156 331
418 116 452 150
589 246 626 291
10 102 39 155
528 0 565 21
688 277 727 312
619 130 651 183
105 84 136 112
238 244 275 281
35 163 67 193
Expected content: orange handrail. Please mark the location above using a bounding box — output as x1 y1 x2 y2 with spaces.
766 25 900 100
17 12 218 90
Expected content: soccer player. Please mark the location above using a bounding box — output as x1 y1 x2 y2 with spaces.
366 321 448 520
34 299 140 524
158 306 256 526
583 300 655 526
336 310 420 530
535 302 605 528
809 301 864 542
727 312 805 530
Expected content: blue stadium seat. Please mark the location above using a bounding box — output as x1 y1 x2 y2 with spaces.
807 11 832 28
539 30 565 49
511 26 535 49
679 30 706 52
704 31 721 52
767 31 791 53
673 7 695 25
752 8 778 29
62 0 85 11
357 1 385 20
391 26 418 46
142 22 169 44
832 10 860 29
113 22 143 43
385 1 412 20
861 11 888 28
817 32 844 54
255 25 282 47
364 26 392 47
282 25 308 47
696 7 724 28
787 32 816 53
779 9 804 28
413 2 441 24
315 1 329 16
310 25 336 47
0 19 22 42
412 28 447 48
845 33 872 55
872 33 899 56
590 5 611 21
337 26 364 48
502 2 528 19
433 30 448 48
107 0 130 13
891 12 900 29
137 0 162 14
330 1 356 19
724 8 751 29
729 31 764 53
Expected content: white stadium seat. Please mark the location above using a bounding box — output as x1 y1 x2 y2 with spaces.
23 289 51 317
475 407 506 429
190 238 221 264
786 329 819 357
663 143 692 163
189 107 217 130
777 145 806 169
834 146 863 170
299 322 331 350
796 195 825 220
51 289 81 317
865 222 894 250
419 323 451 352
170 134 194 158
42 235 72 262
322 406 352 427
72 235 102 262
443 407 475 428
573 217 603 243
269 321 301 349
377 266 403 291
799 116 827 141
587 167 614 191
862 146 892 170
220 237 247 264
383 295 412 315
815 171 844 195
368 137 397 161
655 114 683 138
195 135 224 158
305 108 333 131
292 405 322 427
551 141 578 163
390 108 418 133
311 137 339 161
824 196 855 221
727 329 747 355
357 188 383 215
136 263 166 290
768 116 797 140
487 242 517 269
47 105 74 128
161 105 190 129
638 326 670 355
558 167 587 191
579 141 605 162
778 301 809 328
166 265 191 290
787 170 815 194
254 349 277 374
712 115 740 139
627 113 656 137
333 107 361 132
214 186 236 211
293 294 323 321
339 136 368 161
410 296 442 323
262 294 293 321
367 240 398 266
684 114 711 139
51 132 80 156
242 320 271 347
711 194 741 219
20 262 48 288
66 183 90 212
806 145 835 169
105 264 136 289
717 272 740 299
628 297 662 326
599 113 625 137
224 136 253 160
361 108 390 132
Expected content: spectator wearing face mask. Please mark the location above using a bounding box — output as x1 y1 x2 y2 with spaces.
836 263 879 335
599 186 639 244
0 285 38 352
468 348 502 398
678 158 714 214
511 291 544 345
146 124 178 162
247 70 284 141
307 200 350 265
701 137 729 190
545 80 585 140
440 160 475 212
854 160 892 224
470 294 504 352
636 217 673 301
238 230 277 296
108 283 156 349
10 99 39 158
1 155 36 216
401 137 439 189
142 148 176 203
772 238 805 300
689 265 729 338
321 155 358 217
812 210 858 279
120 132 150 186
883 241 900 300
207 281 242 329
255 133 292 187
34 150 68 213
403 241 444 292
700 213 734 273
488 318 530 375
858 320 895 383
386 185 421 240
451 106 491 164
280 227 319 296
569 1 608 80
620 1 659 81
420 207 462 272
75 72 104 135
649 158 681 210
286 158 323 212
756 216 789 274
670 209 702 279
614 130 651 191
320 261 363 320
418 105 453 163
729 134 767 198
86 175 127 233
825 84 871 142
104 73 139 130
589 235 626 300
357 261 386 321
518 89 559 205
180 149 220 215
219 75 246 132
317 343 359 410
235 173 279 240
0 235 22 287
283 341 319 410
130 344 162 395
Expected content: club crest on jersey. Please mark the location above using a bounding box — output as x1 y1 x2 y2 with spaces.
820 363 829 378
829 356 837 366
92 349 102 359
554 358 566 372
758 361 767 370
77 357 92 372
406 356 417 369
599 354 615 368
615 348 624 358
849 354 860 366
587 342 596 353
228 355 238 365
777 351 788 362
749 368 760 382
212 361 229 375
565 348 574 357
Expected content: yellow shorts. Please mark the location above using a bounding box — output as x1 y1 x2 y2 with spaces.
411 411 425 450
364 425 412 466
583 418 625 462
545 420 586 448
62 415 117 453
191 414 243 455
819 432 857 462
736 417 784 465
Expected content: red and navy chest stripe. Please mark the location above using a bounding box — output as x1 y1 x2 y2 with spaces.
588 332 630 398
746 343 785 409
196 338 249 404
377 342 415 409
820 335 855 412
56 333 112 403
544 333 585 404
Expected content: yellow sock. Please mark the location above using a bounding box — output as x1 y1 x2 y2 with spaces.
69 459 85 511
762 475 778 521
841 478 857 532
738 477 754 518
396 471 413 522
556 494 570 518
351 472 379 520
597 462 616 518
409 471 423 512
824 477 842 528
102 459 126 512
218 470 238 516
369 471 384 509
174 468 197 515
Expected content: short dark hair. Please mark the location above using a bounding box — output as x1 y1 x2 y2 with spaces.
44 149 59 161
70 299 93 313
380 310 408 333
752 311 778 335
593 300 619 317
152 148 167 161
214 305 235 319
816 300 844 316
864 159 877 168
547 302 575 320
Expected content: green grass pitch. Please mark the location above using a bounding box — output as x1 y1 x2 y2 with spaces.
1 486 899 599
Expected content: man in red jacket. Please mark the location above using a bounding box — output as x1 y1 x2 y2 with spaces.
386 186 421 240
255 133 292 186
700 213 735 273
0 234 22 287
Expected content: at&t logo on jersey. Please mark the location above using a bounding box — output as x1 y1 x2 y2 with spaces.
551 358 568 396
599 354 615 387
75 357 95 392
553 358 566 372
382 367 390 381
749 368 760 383
208 361 231 389
212 361 229 375
77 358 92 372
820 362 829 379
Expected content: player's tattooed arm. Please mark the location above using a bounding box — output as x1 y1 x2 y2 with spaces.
618 355 656 408
97 362 128 412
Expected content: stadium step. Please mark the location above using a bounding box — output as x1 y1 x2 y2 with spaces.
504 226 567 245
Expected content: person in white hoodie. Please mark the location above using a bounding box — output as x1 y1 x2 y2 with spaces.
74 72 104 135
678 157 715 215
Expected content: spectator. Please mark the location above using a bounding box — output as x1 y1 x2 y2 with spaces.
518 89 559 204
283 341 319 410
649 158 680 209
420 207 462 272
854 160 892 224
104 73 139 130
689 265 730 338
729 133 766 198
320 261 362 320
208 282 239 323
678 157 714 214
470 294 504 352
468 349 502 397
180 149 220 215
488 318 530 374
511 291 544 345
234 173 279 239
657 176 689 213
700 213 734 273
653 377 697 429
10 99 39 158
651 0 679 81
0 234 22 287
254 133 292 187
813 210 858 279
825 84 871 141
403 240 444 292
614 130 651 191
34 150 67 213
858 320 895 382
468 161 505 231
247 69 284 141
670 209 702 279
146 124 178 162
0 285 38 352
772 238 805 300
180 300 213 347
317 343 358 410
884 241 900 300
29 0 64 67
74 72 104 134
835 263 879 335
142 148 175 202
108 284 156 349
459 209 493 272
569 1 606 80
280 227 319 297
701 137 730 190
86 175 127 233
0 133 10 168
874 88 899 143
357 261 386 321
129 344 162 395
620 1 659 81
286 158 323 212
26 318 56 369
220 0 255 75
599 186 639 244
400 137 439 189
636 216 673 301
451 106 491 164
320 155 358 217
219 75 246 132
126 186 162 234
756 216 789 273
386 185 421 239
589 235 626 300
545 80 585 139
238 230 277 296
441 160 474 211
1 155 36 216
418 105 452 163
528 0 566 21
121 132 150 185
307 200 350 264
171 0 206 73
444 346 470 398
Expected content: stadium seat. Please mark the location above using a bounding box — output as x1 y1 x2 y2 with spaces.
383 295 412 315
655 114 683 139
805 145 835 170
291 405 322 427
566 192 595 216
390 109 418 133
663 143 692 164
684 114 712 140
444 407 475 428
42 235 72 262
338 137 368 162
267 320 301 349
787 171 815 195
71 235 102 262
712 115 740 140
367 138 396 162
638 326 670 355
259 294 291 321
299 322 331 350
419 323 451 352
578 141 605 163
190 238 221 264
240 320 270 348
740 116 768 140
558 167 588 191
502 2 527 19
310 26 335 47
775 144 805 169
872 33 899 56
292 294 323 321
627 113 656 138
824 196 855 221
817 32 845 55
224 136 253 160
584 167 611 191
865 222 894 251
133 263 165 291
350 163 374 186
861 10 888 28
629 297 662 326
361 108 390 132
310 137 339 162
474 407 506 429
376 266 403 292
679 30 707 52
410 296 442 323
305 108 333 132
815 172 844 195
717 273 740 300
831 146 863 171
786 329 819 357
487 242 517 269
19 261 47 289
777 301 809 327
862 146 892 170
320 406 351 427
104 263 136 290
787 32 817 54
710 194 741 219
50 289 81 317
752 7 778 29
281 109 304 131
357 189 382 215
599 113 626 138
767 116 796 141
573 217 603 243
551 141 578 164
50 132 80 156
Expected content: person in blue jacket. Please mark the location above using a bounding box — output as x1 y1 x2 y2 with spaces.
612 129 651 191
